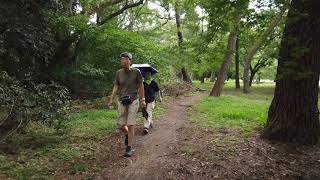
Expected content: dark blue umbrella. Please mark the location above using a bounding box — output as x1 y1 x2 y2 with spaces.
131 64 159 77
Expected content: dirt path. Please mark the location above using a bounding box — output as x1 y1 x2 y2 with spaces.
90 93 320 180
95 95 202 180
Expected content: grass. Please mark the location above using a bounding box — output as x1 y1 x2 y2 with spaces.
0 108 118 179
191 95 270 136
192 80 320 137
0 99 167 179
68 109 118 140
191 81 274 137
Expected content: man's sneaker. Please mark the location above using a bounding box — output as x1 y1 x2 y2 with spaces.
143 128 149 135
124 146 134 157
124 134 128 146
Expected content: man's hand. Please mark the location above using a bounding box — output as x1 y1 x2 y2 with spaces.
108 85 118 108
140 98 146 108
107 97 113 108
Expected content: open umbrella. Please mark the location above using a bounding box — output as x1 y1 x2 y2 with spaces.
131 64 159 77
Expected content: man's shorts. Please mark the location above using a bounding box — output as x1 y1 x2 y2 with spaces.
117 99 139 126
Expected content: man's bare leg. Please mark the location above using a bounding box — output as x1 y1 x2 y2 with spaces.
119 125 128 146
127 125 135 146
119 125 128 134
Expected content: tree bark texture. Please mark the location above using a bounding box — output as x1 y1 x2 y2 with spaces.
261 0 320 145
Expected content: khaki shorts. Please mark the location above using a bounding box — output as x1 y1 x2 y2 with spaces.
117 99 139 126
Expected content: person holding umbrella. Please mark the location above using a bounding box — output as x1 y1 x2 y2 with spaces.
142 70 162 134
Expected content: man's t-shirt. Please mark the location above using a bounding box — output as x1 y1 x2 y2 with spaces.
114 68 143 97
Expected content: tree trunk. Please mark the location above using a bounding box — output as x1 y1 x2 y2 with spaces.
201 73 205 83
243 9 285 93
181 67 192 84
174 2 183 47
249 71 255 87
249 65 257 87
174 1 192 84
127 10 135 31
235 36 241 89
261 0 320 145
210 70 215 82
210 16 240 97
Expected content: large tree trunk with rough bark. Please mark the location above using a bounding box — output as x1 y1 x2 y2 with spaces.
243 9 285 93
174 1 192 84
210 16 240 96
235 36 241 89
261 0 320 145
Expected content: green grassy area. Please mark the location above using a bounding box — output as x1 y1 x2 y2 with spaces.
191 81 274 137
0 99 167 179
192 80 320 142
193 80 320 106
0 108 117 179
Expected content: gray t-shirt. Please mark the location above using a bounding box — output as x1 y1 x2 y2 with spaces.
114 68 143 97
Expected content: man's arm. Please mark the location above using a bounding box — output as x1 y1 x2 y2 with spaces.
153 81 162 102
138 82 146 107
156 91 163 102
108 85 119 106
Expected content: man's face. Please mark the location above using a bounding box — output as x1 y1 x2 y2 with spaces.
145 72 151 79
120 57 131 69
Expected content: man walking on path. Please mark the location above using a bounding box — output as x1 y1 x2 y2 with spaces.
143 71 162 134
108 52 146 157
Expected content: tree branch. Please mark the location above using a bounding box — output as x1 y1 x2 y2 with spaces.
88 0 126 15
138 12 173 20
99 0 144 25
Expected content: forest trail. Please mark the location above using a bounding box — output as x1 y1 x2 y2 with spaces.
89 92 320 180
95 94 203 179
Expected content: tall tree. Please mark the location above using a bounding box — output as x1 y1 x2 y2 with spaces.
210 15 240 96
243 9 285 93
261 0 320 145
209 0 249 96
235 35 241 89
174 0 192 84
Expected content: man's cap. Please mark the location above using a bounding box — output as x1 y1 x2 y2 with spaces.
120 52 132 60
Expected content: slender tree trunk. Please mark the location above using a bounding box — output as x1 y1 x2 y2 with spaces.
243 9 285 93
249 65 257 87
96 13 100 24
210 70 215 82
235 36 241 89
201 72 205 83
210 16 240 96
127 10 135 31
175 2 183 47
249 70 255 86
174 1 192 84
261 0 320 145
181 67 192 84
